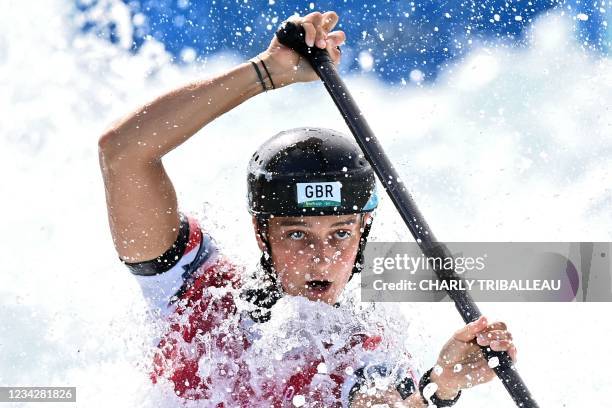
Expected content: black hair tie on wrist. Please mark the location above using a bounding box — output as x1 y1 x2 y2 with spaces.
418 367 461 407
250 60 267 92
258 58 275 90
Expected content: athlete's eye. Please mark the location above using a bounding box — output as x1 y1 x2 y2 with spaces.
288 231 305 240
334 230 351 240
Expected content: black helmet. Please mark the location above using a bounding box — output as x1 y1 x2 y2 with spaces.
242 127 378 322
247 127 378 217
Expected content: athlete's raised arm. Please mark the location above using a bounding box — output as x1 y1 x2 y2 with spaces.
97 11 344 262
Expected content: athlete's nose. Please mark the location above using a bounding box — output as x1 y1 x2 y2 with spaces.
307 237 339 270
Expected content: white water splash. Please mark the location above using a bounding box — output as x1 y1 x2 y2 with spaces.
0 1 610 407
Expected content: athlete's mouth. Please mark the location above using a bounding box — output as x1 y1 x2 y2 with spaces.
306 280 333 292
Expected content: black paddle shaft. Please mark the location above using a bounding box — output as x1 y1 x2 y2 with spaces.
276 21 540 408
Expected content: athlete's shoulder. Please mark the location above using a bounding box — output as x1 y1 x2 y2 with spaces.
122 212 242 315
123 213 203 276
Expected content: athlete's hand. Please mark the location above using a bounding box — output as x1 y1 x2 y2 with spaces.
429 316 518 399
257 11 345 87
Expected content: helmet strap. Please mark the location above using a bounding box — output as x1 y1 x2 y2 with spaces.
350 213 372 280
241 216 283 323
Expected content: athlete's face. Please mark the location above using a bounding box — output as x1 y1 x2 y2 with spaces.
253 214 370 304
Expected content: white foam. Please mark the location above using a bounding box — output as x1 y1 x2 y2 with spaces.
0 1 610 406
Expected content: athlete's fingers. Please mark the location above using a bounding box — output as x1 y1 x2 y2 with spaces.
288 12 337 49
508 345 518 362
302 21 316 47
327 31 346 46
476 330 512 346
490 339 513 351
321 11 339 32
282 16 315 48
303 11 323 32
315 24 327 49
484 321 507 332
453 316 488 342
304 10 324 22
326 31 345 64
302 12 327 48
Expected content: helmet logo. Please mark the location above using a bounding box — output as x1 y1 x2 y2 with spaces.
296 182 342 208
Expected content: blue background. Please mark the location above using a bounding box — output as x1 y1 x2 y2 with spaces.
77 0 610 83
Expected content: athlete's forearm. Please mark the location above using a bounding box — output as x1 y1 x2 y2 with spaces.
97 12 343 262
98 59 267 162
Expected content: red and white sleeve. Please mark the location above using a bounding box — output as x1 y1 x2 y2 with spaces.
122 213 219 317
